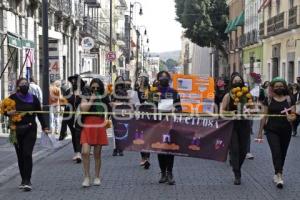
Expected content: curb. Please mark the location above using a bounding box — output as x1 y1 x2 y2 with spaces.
0 139 71 187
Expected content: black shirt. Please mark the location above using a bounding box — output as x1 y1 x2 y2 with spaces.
263 97 295 134
9 93 47 129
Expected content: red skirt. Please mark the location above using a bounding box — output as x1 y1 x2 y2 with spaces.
80 116 109 146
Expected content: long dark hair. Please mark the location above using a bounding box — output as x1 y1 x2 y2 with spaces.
157 71 171 81
90 78 105 95
229 74 245 89
270 79 290 96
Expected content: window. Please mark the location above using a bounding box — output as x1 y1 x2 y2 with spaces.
268 4 272 18
298 61 300 80
289 0 294 9
272 58 279 78
282 62 286 79
276 0 280 14
288 61 295 83
268 63 271 80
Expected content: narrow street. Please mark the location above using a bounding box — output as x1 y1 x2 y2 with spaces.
0 128 300 200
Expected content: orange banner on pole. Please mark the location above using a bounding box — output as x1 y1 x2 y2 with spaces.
173 74 215 113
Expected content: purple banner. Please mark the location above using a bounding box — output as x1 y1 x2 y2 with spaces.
113 112 234 162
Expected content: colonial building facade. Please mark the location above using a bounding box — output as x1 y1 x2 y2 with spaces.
226 0 245 75
0 0 127 100
260 0 300 83
242 0 264 81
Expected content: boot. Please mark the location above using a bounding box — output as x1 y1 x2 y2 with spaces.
167 172 175 185
159 172 167 184
112 149 118 156
234 171 241 185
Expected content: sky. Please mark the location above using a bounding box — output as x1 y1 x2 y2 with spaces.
126 0 183 53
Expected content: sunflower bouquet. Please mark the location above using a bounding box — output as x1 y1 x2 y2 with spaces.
0 98 23 144
147 86 161 103
230 86 253 106
107 84 113 95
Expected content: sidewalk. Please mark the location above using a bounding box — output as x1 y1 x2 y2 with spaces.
0 132 299 199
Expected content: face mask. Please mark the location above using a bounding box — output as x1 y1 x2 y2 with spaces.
159 78 169 87
297 79 300 84
19 85 29 95
232 82 243 88
273 88 286 96
72 84 78 90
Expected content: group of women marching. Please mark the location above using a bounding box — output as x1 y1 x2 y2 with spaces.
6 71 296 191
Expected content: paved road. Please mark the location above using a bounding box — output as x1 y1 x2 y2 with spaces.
0 126 300 200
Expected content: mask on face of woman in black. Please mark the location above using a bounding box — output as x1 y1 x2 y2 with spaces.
72 84 78 90
159 78 169 87
19 85 29 95
231 82 244 88
273 88 286 96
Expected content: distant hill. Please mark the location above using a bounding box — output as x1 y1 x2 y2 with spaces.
151 51 181 62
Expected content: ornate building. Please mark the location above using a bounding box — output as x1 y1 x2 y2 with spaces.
260 0 300 83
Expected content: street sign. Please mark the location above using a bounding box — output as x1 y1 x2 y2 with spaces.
106 51 116 62
81 37 95 50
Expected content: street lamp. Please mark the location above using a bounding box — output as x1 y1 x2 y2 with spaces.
127 2 143 80
135 25 147 76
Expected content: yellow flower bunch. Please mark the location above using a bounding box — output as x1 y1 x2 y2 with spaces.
231 87 252 105
150 86 158 92
0 98 22 144
107 84 113 95
0 98 16 114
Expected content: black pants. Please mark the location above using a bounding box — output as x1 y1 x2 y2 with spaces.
141 152 150 160
60 117 81 153
266 131 291 174
230 121 250 177
14 127 37 184
158 154 174 173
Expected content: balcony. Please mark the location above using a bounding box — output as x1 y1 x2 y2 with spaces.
266 12 287 37
82 17 109 45
49 0 71 17
259 22 265 37
288 6 300 29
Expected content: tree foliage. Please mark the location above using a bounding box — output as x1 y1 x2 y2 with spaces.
165 59 178 70
175 0 228 56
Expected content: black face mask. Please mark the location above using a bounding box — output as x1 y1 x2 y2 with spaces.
72 84 78 90
273 88 286 96
232 82 243 88
19 85 29 95
159 78 169 87
297 79 300 84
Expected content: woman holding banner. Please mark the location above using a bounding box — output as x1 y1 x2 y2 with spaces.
156 71 182 185
136 75 151 169
221 74 251 185
80 78 110 187
257 77 296 189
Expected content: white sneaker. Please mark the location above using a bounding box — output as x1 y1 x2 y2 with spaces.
93 178 101 186
82 177 90 187
276 174 284 189
273 174 279 184
246 153 254 160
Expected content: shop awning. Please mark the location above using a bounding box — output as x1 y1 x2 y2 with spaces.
22 39 35 49
7 34 22 48
224 11 244 33
234 11 245 27
224 20 233 34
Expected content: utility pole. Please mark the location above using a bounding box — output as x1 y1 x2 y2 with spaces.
135 30 140 78
42 0 49 113
109 0 113 77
